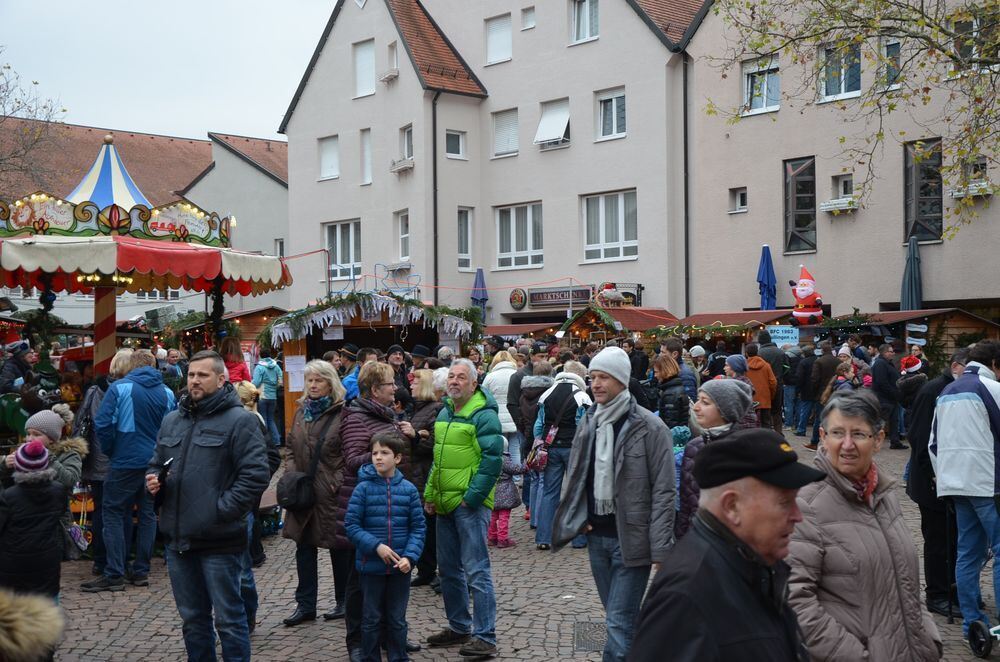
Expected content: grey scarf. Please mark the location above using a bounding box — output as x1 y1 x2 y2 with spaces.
592 389 632 515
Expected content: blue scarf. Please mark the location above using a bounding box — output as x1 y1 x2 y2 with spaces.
303 395 333 422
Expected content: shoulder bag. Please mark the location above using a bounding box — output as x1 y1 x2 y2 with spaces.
277 414 336 512
526 388 579 472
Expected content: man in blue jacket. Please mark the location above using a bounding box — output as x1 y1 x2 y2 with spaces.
84 349 176 592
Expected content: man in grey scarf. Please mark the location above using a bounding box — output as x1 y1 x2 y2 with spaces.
552 346 676 662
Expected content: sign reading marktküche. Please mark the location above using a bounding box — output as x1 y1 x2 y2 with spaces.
527 287 593 308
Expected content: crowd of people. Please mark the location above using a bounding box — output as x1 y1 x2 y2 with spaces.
0 329 992 661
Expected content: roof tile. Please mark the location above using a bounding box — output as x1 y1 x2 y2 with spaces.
632 0 707 46
210 133 288 184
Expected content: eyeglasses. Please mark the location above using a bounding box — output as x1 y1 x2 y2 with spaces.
378 382 396 388
825 430 875 441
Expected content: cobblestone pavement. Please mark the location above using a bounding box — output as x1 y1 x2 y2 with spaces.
56 444 981 661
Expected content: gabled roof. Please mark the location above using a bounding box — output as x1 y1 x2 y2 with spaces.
0 118 212 206
680 310 793 328
627 0 712 51
208 133 288 187
279 0 486 134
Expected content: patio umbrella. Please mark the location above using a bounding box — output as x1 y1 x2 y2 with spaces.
471 268 488 322
901 235 923 311
756 244 777 310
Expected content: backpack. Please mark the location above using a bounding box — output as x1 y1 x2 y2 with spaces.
638 379 660 413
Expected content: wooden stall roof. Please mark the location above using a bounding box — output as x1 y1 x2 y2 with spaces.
484 322 558 337
850 308 1000 329
679 310 793 328
564 305 678 333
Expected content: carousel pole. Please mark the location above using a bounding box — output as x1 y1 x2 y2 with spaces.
93 286 117 375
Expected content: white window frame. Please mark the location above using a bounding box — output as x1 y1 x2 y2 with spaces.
496 202 543 269
521 6 536 30
834 173 854 199
318 135 340 180
492 108 519 157
582 190 638 262
445 130 466 159
325 220 362 280
274 238 285 257
950 17 998 73
571 0 599 43
457 207 473 271
388 41 398 70
818 44 861 102
728 187 748 214
401 125 413 160
882 38 902 90
7 286 35 299
360 128 372 185
485 14 512 65
534 98 571 149
596 88 626 140
396 210 410 261
353 39 376 98
742 57 780 116
136 289 180 301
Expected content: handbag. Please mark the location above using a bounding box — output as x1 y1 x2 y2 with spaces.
526 388 580 472
277 414 335 512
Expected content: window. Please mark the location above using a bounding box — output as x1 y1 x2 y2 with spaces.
360 129 372 184
274 238 285 257
819 44 861 100
401 125 413 160
597 89 626 138
833 174 854 198
522 6 536 30
534 98 570 149
397 210 410 260
326 220 362 279
951 15 998 72
496 203 543 268
445 130 466 158
353 39 376 97
904 139 943 241
486 14 512 64
883 39 902 87
583 190 638 261
318 135 340 179
964 155 989 183
742 57 780 114
492 108 519 157
136 290 180 301
572 0 599 42
7 287 35 299
458 208 472 270
388 41 398 70
729 187 748 213
784 157 816 252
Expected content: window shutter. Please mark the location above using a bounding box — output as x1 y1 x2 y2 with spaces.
486 14 512 63
534 98 570 144
360 129 371 184
354 40 375 97
319 136 339 178
493 109 518 155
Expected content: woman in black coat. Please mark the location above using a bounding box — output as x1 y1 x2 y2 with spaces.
653 353 691 429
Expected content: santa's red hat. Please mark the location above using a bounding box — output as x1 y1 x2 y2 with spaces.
900 356 922 374
798 265 815 284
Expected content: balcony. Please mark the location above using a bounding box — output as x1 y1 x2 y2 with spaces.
819 197 858 214
378 68 399 83
949 180 993 199
390 157 414 174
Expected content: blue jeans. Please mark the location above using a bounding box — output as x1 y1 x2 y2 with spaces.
240 514 258 629
536 448 584 547
102 468 156 579
795 400 818 437
953 496 1000 633
587 534 651 662
258 398 280 446
165 548 250 662
436 504 496 646
782 385 798 425
529 471 544 528
360 572 410 662
505 432 522 467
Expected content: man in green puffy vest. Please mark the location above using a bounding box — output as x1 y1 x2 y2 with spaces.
423 357 503 658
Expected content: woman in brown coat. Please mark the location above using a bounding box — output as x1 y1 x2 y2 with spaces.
788 390 942 661
282 360 350 627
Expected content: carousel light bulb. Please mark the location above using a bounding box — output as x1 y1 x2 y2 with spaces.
14 200 21 207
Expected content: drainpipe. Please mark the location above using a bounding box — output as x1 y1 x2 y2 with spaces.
682 51 691 317
432 91 442 305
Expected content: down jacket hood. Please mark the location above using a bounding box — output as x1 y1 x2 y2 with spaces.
521 375 555 390
746 356 770 371
0 589 65 662
125 366 166 389
358 462 405 485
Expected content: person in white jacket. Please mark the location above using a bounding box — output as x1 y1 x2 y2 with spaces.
481 351 520 465
929 339 1000 635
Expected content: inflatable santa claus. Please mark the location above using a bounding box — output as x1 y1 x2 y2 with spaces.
789 265 824 326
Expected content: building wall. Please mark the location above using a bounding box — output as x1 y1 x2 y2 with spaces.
685 11 1000 316
284 0 687 323
184 140 290 313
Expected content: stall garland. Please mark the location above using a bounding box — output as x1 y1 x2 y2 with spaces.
652 323 758 340
259 291 483 348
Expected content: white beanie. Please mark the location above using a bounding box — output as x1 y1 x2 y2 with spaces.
588 347 632 387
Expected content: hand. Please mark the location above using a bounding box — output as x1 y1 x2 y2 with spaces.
146 474 160 495
4 453 14 469
418 429 430 439
395 557 412 573
377 543 401 565
424 502 436 515
398 421 416 439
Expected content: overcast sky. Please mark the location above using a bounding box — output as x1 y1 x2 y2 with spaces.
0 0 332 140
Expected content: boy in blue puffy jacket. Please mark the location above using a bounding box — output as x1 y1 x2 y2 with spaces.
346 432 426 662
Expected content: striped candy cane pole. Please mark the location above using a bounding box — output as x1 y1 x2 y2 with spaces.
93 285 117 375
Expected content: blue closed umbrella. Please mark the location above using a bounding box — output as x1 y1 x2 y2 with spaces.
901 235 923 311
756 244 777 310
471 268 488 322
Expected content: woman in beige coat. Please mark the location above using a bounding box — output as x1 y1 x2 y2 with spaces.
282 360 349 626
788 390 942 661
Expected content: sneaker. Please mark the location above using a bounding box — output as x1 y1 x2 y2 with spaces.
81 576 126 593
129 574 149 587
458 638 498 658
487 537 497 547
427 628 471 647
536 543 550 550
803 443 818 451
890 442 909 450
497 539 516 548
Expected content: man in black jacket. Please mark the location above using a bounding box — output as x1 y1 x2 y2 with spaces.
906 348 967 616
706 341 728 379
0 341 33 394
794 344 817 438
146 351 269 661
805 341 839 450
630 430 823 661
872 343 907 449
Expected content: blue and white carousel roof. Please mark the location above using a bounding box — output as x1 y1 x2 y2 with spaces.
67 134 151 209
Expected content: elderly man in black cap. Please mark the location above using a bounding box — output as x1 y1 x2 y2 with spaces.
386 344 410 395
629 428 823 662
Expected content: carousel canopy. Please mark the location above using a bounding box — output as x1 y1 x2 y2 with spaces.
67 138 152 209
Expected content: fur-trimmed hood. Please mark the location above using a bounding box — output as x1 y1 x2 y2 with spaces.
49 436 88 459
0 588 64 661
521 375 555 390
12 467 56 484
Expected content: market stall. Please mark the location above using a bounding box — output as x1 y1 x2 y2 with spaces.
659 310 796 349
559 304 678 345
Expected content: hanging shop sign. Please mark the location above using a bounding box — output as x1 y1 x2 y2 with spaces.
527 287 593 309
509 288 527 311
766 325 800 346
